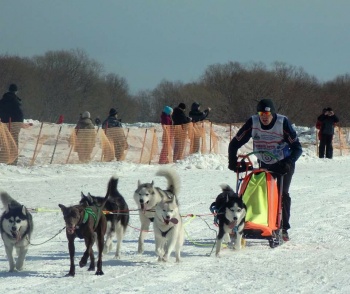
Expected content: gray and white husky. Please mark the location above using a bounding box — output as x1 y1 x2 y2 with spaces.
0 191 34 271
154 194 184 262
214 184 246 257
133 168 180 254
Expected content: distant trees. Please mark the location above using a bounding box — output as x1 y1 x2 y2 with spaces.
1 50 349 126
0 49 134 123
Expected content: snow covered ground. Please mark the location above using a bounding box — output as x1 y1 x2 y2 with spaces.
1 124 350 294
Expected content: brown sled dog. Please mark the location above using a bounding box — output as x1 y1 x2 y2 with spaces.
58 177 115 276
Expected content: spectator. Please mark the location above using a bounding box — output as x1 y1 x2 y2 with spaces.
159 106 173 164
189 102 211 123
189 102 211 152
102 108 127 161
317 107 339 159
228 98 302 242
73 111 96 163
0 84 24 165
172 103 191 161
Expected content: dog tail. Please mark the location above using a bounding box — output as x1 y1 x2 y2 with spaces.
0 191 20 208
220 184 234 192
219 184 238 198
103 176 119 206
156 168 181 197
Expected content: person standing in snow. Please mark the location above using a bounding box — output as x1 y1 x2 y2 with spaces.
317 107 339 159
172 103 191 161
228 98 302 242
0 84 24 165
73 111 96 162
159 106 173 164
189 102 211 153
102 108 127 161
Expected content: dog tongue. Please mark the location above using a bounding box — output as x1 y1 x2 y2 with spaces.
228 221 237 229
12 231 21 242
170 218 178 224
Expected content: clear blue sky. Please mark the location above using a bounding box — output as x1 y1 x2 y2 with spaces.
1 0 350 94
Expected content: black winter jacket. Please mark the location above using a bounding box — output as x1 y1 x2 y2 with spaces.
317 114 339 135
189 102 210 122
172 107 191 125
0 92 24 123
102 116 122 129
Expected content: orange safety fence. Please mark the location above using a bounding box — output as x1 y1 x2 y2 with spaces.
1 121 349 166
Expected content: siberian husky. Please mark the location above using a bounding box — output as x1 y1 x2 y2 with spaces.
0 191 34 271
212 184 247 257
153 195 184 262
80 177 129 259
133 168 180 254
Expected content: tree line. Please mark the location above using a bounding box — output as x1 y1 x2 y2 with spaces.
1 49 349 126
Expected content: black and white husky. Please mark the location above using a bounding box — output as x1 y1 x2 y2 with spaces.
80 177 129 259
154 194 184 262
212 184 246 257
0 191 34 271
133 168 180 254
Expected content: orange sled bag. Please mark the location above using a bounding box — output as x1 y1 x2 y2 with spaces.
238 169 282 246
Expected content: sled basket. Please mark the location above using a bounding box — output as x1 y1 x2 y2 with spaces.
238 168 281 241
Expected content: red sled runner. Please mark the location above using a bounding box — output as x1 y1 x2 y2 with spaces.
236 152 284 248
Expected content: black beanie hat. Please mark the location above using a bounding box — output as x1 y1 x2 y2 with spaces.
9 84 18 92
257 98 275 113
109 108 118 116
178 103 186 110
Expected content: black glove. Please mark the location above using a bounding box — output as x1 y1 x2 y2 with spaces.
269 158 293 175
229 158 253 173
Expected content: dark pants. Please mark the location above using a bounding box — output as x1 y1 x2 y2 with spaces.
319 134 334 159
263 162 295 231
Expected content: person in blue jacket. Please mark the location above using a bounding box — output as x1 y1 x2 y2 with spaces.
228 98 302 242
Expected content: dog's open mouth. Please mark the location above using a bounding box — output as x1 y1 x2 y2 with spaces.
66 226 76 234
163 217 178 225
228 220 237 229
140 201 150 212
11 230 21 242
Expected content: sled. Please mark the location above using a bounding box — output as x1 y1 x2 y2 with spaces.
236 152 284 248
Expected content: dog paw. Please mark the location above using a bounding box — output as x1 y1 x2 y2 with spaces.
65 272 75 277
95 270 104 276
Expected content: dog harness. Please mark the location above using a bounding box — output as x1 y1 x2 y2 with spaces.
160 227 173 237
82 207 99 229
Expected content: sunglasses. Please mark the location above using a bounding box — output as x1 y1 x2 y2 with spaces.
258 111 272 116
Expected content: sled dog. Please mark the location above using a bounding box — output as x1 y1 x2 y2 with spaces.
154 194 184 262
133 168 180 254
80 177 129 259
58 178 114 276
0 191 34 272
212 184 247 257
